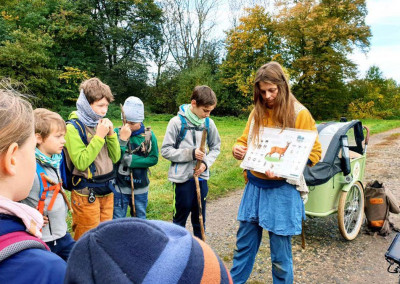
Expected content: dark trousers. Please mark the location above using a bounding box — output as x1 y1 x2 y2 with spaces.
173 179 208 240
46 232 75 261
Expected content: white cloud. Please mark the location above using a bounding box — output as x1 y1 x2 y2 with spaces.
349 44 400 82
366 0 400 25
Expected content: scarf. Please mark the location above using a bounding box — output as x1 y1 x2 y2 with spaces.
35 148 62 170
184 104 205 127
131 123 145 137
0 196 44 238
76 90 105 127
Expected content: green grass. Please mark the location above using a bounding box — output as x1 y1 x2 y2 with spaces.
62 108 400 225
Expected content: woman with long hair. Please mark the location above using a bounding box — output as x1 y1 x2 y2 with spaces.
230 62 322 284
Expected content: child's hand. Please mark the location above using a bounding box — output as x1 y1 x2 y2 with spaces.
96 119 110 138
120 124 132 141
195 148 205 160
43 215 49 226
102 118 114 136
194 163 206 177
232 145 247 160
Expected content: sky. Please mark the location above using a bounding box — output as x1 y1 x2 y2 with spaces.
349 0 400 82
214 0 400 83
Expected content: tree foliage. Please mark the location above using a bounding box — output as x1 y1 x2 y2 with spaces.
220 6 282 115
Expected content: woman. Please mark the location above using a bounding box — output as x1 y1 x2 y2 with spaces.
230 62 321 284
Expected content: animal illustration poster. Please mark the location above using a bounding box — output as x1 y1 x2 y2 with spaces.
240 127 317 180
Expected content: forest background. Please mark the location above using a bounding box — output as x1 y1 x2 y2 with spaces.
1 0 399 120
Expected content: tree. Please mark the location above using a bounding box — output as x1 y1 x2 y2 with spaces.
220 6 282 115
87 0 163 101
276 0 371 119
162 0 219 70
348 66 400 118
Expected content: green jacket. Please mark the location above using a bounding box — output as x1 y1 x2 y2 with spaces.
65 111 120 177
115 127 159 168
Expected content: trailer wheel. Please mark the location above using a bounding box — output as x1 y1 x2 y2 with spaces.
338 181 364 240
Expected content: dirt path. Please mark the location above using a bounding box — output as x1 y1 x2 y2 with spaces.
204 127 400 284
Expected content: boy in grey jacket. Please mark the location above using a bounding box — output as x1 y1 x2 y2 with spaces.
21 108 74 261
161 85 221 240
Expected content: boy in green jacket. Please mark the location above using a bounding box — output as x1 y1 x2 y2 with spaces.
64 78 120 240
114 96 159 219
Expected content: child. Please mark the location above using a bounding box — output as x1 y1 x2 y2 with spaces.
0 90 66 283
63 78 121 240
161 85 221 240
230 62 322 283
20 108 75 261
114 96 159 219
65 218 233 284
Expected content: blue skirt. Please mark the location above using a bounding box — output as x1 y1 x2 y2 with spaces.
237 171 305 236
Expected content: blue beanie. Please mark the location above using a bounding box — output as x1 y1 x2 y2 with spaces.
65 218 232 284
123 96 144 123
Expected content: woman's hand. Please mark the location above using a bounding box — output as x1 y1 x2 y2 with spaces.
265 170 277 179
232 145 247 160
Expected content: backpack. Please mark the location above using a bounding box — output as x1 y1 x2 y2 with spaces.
60 118 95 191
116 127 153 189
174 114 210 149
129 127 153 156
0 231 49 262
364 180 400 236
36 162 63 215
60 118 116 195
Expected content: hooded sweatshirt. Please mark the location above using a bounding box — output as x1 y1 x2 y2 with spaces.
161 105 221 183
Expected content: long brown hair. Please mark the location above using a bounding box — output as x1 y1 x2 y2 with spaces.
251 62 297 143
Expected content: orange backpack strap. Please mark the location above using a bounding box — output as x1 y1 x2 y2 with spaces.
37 172 50 215
36 167 63 215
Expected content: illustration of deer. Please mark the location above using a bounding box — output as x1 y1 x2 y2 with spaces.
266 142 291 160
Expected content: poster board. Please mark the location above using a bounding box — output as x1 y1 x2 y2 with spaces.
240 127 317 180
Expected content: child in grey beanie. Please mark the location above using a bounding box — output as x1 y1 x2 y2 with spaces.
113 96 159 219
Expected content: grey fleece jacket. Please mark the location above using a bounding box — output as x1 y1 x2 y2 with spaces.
20 162 68 243
161 105 221 183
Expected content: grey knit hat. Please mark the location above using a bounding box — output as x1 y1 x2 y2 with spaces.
123 96 144 122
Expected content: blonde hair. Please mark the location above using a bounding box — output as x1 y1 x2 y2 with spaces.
251 61 297 143
34 108 66 140
80 78 114 104
0 90 34 154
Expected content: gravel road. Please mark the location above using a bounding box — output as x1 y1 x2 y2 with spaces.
202 127 400 284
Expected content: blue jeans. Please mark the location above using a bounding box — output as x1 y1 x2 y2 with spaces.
113 192 148 219
230 221 293 284
45 232 75 262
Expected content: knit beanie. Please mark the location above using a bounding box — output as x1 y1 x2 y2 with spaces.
65 218 232 284
123 96 144 123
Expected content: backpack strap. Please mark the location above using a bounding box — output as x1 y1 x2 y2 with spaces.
36 162 62 215
144 127 152 154
174 115 210 149
0 231 49 262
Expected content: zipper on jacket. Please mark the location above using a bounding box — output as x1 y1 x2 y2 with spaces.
175 163 178 174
